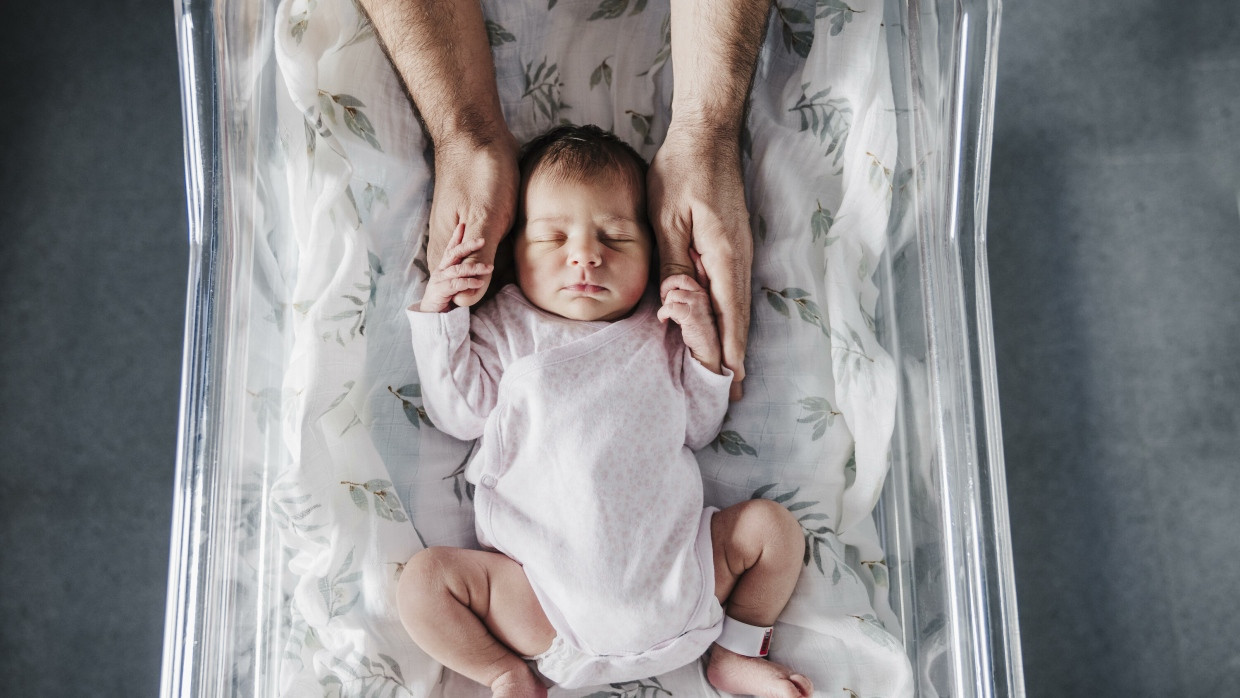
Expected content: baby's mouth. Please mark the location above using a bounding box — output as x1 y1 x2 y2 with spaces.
564 282 606 294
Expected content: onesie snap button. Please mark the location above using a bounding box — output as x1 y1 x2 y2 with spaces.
481 475 497 489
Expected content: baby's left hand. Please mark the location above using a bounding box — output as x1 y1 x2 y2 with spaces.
658 273 722 374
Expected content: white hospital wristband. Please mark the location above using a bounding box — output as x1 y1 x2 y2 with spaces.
715 616 774 658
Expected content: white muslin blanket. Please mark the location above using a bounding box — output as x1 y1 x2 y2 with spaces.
252 0 913 695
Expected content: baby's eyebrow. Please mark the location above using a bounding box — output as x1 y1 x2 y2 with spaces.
526 212 639 227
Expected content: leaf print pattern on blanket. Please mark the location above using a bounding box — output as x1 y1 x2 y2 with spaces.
582 676 671 698
322 251 384 345
763 286 828 336
343 479 409 522
319 548 363 619
774 2 815 58
798 396 841 441
523 57 571 125
790 83 852 166
819 0 862 37
588 0 649 21
710 427 758 457
591 57 614 90
388 384 433 429
318 91 382 151
485 19 516 47
812 200 837 245
637 13 671 77
626 110 655 145
832 324 877 389
289 0 317 43
320 651 414 697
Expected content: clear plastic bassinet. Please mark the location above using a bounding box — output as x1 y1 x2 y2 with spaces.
162 0 1022 696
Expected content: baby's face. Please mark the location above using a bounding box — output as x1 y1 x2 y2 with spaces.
515 171 652 322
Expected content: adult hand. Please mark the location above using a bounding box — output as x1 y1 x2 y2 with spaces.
420 223 495 313
648 123 753 400
425 134 519 308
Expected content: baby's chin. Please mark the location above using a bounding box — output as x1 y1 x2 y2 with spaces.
540 296 639 322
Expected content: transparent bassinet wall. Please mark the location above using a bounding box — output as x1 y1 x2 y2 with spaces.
162 0 1022 696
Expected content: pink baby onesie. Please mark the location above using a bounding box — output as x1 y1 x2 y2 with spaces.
408 284 733 688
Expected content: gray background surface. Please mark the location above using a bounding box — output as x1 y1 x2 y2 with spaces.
2 0 1237 694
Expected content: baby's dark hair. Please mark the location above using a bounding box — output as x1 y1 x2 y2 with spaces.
517 124 649 216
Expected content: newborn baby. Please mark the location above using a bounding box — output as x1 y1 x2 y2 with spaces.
403 124 812 698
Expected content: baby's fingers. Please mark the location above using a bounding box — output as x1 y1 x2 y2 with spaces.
659 273 705 300
438 260 494 281
433 271 490 298
438 232 488 271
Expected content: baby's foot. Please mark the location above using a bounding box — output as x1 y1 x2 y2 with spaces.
706 645 813 698
489 666 547 698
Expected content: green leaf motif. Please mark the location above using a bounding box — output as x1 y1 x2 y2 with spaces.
271 481 328 541
581 676 671 698
831 323 876 387
864 559 890 589
776 3 814 58
818 0 862 37
343 479 409 522
485 20 515 47
388 384 433 429
289 1 316 44
318 91 383 151
362 183 388 215
763 287 829 336
797 395 840 441
291 17 309 44
789 82 852 165
638 13 672 77
522 58 571 124
322 649 411 696
710 430 758 457
811 200 835 242
319 548 362 619
867 151 893 194
590 58 614 90
588 0 648 20
445 442 478 505
626 110 654 145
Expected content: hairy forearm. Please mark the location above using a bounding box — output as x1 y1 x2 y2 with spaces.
359 0 507 146
667 0 771 136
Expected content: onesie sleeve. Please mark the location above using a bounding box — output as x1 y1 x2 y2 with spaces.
681 352 734 450
407 306 503 441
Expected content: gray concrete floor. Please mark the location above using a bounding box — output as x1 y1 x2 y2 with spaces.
1 0 1237 695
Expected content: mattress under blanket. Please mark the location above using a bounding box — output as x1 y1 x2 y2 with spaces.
252 0 913 694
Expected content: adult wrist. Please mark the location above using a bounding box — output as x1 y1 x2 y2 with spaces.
424 105 515 153
666 107 745 142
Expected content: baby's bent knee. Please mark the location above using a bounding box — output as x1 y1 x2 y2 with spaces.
732 499 806 559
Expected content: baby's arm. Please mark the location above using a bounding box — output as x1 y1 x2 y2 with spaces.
409 223 504 439
420 223 494 313
658 273 722 374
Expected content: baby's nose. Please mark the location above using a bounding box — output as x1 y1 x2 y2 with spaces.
567 238 602 266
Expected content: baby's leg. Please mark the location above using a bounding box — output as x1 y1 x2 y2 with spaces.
397 547 556 698
707 499 813 698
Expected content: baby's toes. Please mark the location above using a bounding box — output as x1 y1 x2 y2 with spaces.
789 672 813 697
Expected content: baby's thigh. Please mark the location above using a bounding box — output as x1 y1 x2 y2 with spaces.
710 499 804 602
402 546 555 656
